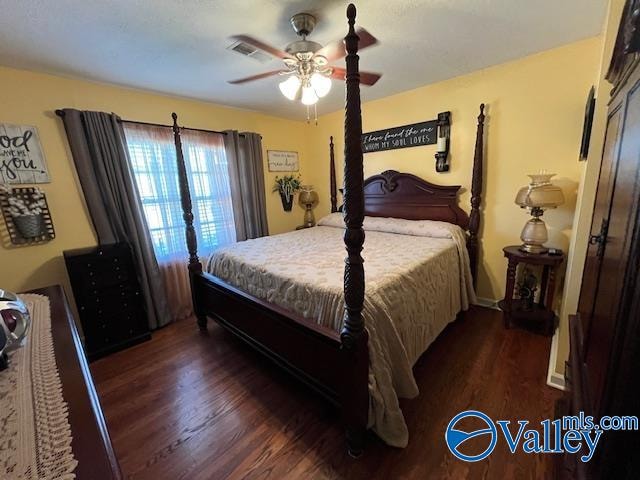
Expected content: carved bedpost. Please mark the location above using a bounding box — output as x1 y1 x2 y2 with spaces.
172 113 206 330
330 136 338 213
468 104 485 286
341 3 369 458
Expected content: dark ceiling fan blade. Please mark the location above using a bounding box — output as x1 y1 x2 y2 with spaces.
314 28 378 62
330 67 381 86
230 35 294 60
228 70 286 84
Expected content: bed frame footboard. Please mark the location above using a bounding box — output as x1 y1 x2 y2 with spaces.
191 272 369 454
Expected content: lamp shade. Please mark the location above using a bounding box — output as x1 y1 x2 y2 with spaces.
299 185 319 207
279 76 301 101
515 173 565 208
301 85 319 105
310 73 332 98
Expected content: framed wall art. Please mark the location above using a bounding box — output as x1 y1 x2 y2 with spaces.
0 123 50 184
267 150 299 172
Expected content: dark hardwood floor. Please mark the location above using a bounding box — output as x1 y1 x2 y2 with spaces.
91 306 560 479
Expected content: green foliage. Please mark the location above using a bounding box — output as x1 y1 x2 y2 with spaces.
272 175 301 200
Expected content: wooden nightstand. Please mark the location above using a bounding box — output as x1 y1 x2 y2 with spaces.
498 246 564 336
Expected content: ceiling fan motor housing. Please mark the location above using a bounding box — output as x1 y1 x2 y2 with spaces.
285 40 323 56
290 13 316 37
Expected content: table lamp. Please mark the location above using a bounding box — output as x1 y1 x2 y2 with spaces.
298 185 319 228
515 172 564 254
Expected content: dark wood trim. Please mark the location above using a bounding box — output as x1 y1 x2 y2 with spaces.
606 0 640 91
172 113 207 331
28 285 122 480
172 112 202 275
468 103 485 284
330 136 338 213
340 3 369 457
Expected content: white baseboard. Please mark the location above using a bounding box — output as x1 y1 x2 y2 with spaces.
475 297 500 310
546 326 566 391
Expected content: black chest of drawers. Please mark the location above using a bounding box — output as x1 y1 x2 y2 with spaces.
64 243 151 361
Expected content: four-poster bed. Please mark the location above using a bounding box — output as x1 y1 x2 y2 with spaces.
171 4 486 456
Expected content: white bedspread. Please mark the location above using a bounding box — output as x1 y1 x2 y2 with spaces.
206 214 476 447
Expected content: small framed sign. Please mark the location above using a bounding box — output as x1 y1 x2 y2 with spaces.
267 150 299 172
0 123 50 184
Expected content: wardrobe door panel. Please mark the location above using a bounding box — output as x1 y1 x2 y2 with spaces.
578 102 623 339
585 78 640 413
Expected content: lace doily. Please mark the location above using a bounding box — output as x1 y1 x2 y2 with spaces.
0 293 78 479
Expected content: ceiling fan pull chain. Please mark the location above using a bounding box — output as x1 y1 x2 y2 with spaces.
306 105 310 124
314 104 318 126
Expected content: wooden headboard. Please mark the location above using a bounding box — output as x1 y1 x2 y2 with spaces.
362 170 469 229
329 104 486 283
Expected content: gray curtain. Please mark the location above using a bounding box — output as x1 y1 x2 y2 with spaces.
224 131 269 240
60 109 171 329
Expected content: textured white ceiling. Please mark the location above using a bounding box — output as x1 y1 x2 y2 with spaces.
0 0 607 120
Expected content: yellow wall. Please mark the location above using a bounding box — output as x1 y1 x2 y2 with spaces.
556 0 625 373
0 35 604 319
306 37 602 301
0 65 310 294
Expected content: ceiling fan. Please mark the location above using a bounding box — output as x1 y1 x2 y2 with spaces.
227 12 382 107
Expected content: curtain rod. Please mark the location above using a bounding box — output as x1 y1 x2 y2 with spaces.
54 109 243 137
119 118 230 136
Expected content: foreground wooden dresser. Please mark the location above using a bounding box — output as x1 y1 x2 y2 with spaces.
29 285 122 480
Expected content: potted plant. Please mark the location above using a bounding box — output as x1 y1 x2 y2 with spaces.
273 175 301 212
0 185 46 238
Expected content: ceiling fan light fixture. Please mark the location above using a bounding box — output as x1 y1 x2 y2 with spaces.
279 75 301 100
301 84 319 105
310 73 331 98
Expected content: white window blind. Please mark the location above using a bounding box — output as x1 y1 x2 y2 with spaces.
123 124 236 262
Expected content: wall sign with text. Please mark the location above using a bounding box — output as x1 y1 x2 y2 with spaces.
0 124 50 184
267 150 299 172
362 120 438 154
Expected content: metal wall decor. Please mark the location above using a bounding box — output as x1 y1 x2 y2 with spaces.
435 111 451 172
0 187 55 245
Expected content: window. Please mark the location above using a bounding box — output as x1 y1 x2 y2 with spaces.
123 124 236 262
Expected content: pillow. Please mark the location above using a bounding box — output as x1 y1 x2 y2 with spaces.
317 212 461 239
317 212 345 229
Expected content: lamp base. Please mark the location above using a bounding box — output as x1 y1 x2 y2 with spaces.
519 243 549 254
302 204 316 228
519 217 549 255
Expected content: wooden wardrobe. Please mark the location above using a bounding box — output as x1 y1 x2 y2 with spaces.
560 0 640 477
